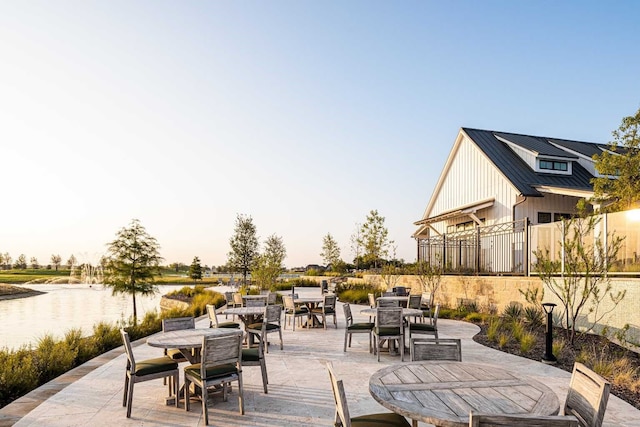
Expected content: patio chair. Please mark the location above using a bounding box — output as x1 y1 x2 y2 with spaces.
206 304 240 329
343 303 373 353
245 298 266 307
223 292 235 318
377 298 399 307
162 316 195 363
561 362 611 427
326 361 411 427
373 307 404 362
469 411 579 426
392 286 409 296
283 294 309 330
184 332 245 422
266 292 277 305
408 304 440 340
241 336 268 394
407 294 423 322
382 291 396 297
233 292 244 308
410 338 461 362
246 304 283 353
311 293 337 329
368 293 376 322
120 329 179 418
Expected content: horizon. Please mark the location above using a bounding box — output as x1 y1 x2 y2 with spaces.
1 1 639 268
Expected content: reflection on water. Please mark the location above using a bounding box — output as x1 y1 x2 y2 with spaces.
0 284 189 350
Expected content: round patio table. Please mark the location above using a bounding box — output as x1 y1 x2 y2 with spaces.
369 361 560 427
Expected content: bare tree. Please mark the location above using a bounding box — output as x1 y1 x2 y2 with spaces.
51 254 62 271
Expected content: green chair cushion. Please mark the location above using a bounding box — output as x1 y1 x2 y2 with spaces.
184 363 237 381
166 348 186 360
374 327 401 336
247 322 280 331
134 356 178 376
351 412 411 426
410 323 436 332
348 323 374 331
217 322 241 329
241 348 260 362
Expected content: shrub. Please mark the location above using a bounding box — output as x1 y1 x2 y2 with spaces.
64 328 95 365
552 338 566 359
187 291 224 317
502 302 523 321
523 306 544 327
34 334 77 383
519 331 537 353
91 321 122 355
0 347 38 407
487 317 502 342
465 312 484 323
498 333 511 349
510 320 525 342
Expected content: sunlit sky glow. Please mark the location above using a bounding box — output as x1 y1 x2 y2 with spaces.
1 1 639 268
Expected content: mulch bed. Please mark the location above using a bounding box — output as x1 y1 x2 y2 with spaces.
473 322 640 410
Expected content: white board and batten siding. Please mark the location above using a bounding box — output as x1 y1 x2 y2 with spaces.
428 134 520 235
516 193 585 224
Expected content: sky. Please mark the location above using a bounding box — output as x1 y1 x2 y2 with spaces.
1 1 639 269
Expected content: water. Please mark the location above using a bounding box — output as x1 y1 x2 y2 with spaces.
0 284 189 350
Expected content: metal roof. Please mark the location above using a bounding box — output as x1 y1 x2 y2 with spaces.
462 128 597 197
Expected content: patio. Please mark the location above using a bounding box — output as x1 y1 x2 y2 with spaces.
2 288 640 427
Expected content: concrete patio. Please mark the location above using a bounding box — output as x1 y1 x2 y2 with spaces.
2 288 639 427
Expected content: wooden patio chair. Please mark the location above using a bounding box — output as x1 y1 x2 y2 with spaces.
377 298 399 307
184 331 244 423
368 293 376 322
469 411 579 427
120 329 179 418
245 298 266 307
373 307 404 362
233 292 244 308
283 294 309 331
561 362 611 427
206 304 240 329
246 304 283 353
311 293 337 329
408 304 440 340
407 294 423 322
410 338 461 362
343 303 373 353
162 316 195 363
241 336 268 394
326 361 411 427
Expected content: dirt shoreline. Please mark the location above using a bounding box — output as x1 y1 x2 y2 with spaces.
0 284 45 301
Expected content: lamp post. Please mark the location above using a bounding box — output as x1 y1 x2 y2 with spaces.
541 302 557 364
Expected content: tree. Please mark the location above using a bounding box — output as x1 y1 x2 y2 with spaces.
320 233 341 269
3 253 11 269
533 213 625 345
413 256 443 311
14 254 27 269
30 257 39 269
360 209 393 270
103 219 163 324
51 254 62 271
592 107 640 212
227 214 259 285
189 256 203 283
350 223 363 271
252 234 286 290
66 255 77 269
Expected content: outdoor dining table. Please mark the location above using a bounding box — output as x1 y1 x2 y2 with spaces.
220 306 266 346
293 296 325 328
146 328 243 405
369 361 560 427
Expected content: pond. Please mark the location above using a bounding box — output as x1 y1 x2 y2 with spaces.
0 284 206 351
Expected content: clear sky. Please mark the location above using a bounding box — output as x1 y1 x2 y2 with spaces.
1 1 639 269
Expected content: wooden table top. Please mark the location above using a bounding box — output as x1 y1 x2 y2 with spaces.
369 361 560 427
360 307 423 317
147 328 242 349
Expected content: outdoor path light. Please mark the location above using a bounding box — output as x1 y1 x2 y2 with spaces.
541 302 557 364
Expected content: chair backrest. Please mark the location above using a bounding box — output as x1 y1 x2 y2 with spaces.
431 304 441 327
206 304 219 327
410 338 462 362
343 303 353 326
382 291 396 297
200 332 243 379
421 292 431 307
233 292 243 305
376 307 403 329
224 292 234 304
393 286 408 296
120 329 136 370
563 362 611 427
283 295 296 311
265 304 282 324
246 299 266 307
267 292 277 304
377 299 399 307
469 411 579 427
326 362 352 427
368 293 376 308
408 294 422 309
323 294 337 310
162 316 195 332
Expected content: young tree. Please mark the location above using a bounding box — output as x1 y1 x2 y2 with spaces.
413 256 443 311
66 255 77 269
320 233 341 269
14 254 27 269
350 223 363 272
103 219 163 324
51 254 62 271
30 257 39 269
252 234 286 290
533 213 625 345
227 214 259 285
3 253 11 269
189 256 203 283
592 107 640 212
360 209 393 270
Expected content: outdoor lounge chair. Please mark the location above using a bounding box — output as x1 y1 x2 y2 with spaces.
120 329 179 418
326 361 411 427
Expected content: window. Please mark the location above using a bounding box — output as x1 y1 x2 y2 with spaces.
539 160 568 171
538 212 552 223
554 213 572 221
446 218 485 233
